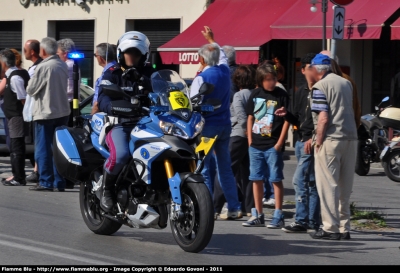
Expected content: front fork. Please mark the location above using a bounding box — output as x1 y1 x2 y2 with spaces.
164 159 196 220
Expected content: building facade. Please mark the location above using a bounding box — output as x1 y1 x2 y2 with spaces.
0 0 206 85
2 0 400 148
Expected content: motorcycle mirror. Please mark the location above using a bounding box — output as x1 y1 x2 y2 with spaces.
382 96 390 102
191 82 215 101
102 84 130 100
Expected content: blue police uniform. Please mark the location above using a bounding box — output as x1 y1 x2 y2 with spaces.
93 61 121 104
97 64 155 176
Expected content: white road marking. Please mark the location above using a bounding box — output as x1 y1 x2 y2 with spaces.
0 239 113 265
0 234 146 265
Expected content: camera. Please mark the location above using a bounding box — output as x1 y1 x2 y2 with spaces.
75 0 85 6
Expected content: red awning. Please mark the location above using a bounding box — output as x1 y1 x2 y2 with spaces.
392 17 400 40
158 0 294 65
271 0 400 40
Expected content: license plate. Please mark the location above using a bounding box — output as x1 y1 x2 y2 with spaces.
380 146 389 159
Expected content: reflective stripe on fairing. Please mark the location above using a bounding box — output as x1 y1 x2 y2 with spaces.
55 130 82 166
131 129 158 138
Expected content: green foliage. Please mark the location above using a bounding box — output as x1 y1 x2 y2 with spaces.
350 202 388 229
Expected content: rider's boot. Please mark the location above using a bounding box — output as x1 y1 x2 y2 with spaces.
100 170 118 212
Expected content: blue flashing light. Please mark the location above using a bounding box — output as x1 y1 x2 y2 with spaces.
68 52 85 59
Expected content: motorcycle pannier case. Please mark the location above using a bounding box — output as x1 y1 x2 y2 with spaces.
53 126 103 183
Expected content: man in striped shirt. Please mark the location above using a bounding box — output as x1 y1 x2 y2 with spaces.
308 54 358 241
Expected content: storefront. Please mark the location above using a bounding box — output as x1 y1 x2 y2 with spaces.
159 0 400 114
157 0 400 146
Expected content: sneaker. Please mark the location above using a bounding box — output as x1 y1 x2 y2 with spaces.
267 211 285 229
263 198 276 208
3 179 26 186
310 229 341 240
246 213 252 217
220 209 243 220
26 171 39 183
341 232 351 240
282 222 307 233
242 208 265 227
1 176 14 183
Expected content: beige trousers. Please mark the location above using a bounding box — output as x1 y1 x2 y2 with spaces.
314 139 357 233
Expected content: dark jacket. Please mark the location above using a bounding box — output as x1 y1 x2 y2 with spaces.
284 84 314 142
97 64 155 115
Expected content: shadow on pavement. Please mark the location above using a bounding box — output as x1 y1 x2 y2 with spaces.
115 230 396 256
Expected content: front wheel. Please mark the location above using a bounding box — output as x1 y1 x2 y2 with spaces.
170 182 214 253
79 181 122 235
355 141 370 176
382 149 400 182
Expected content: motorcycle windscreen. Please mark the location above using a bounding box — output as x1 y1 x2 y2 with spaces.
151 70 192 121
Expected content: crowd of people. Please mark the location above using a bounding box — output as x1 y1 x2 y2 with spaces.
193 26 360 240
0 25 360 240
0 37 76 190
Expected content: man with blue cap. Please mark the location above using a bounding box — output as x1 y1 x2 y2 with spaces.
308 53 357 240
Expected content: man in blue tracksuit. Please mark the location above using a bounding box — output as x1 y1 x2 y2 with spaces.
190 26 241 220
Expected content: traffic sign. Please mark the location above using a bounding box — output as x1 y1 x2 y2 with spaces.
332 6 345 40
330 0 353 5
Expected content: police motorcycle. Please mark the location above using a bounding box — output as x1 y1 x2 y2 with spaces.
53 69 220 253
356 97 389 176
379 101 400 182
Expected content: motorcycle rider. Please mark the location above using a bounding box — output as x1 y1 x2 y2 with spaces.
97 31 155 212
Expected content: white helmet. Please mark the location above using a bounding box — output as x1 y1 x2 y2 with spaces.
116 31 150 68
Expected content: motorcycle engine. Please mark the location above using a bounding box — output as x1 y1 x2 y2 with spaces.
117 189 129 208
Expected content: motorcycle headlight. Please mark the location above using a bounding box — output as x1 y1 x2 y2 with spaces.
159 121 189 139
194 118 205 138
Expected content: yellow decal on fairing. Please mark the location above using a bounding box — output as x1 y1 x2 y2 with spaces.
169 91 190 110
195 136 217 155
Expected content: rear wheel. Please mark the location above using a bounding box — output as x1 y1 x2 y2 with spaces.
170 182 214 253
79 181 122 235
382 149 400 182
355 141 370 176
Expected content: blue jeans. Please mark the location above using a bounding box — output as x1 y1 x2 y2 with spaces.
201 124 241 211
264 179 275 200
249 146 284 182
293 141 321 229
35 116 69 189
